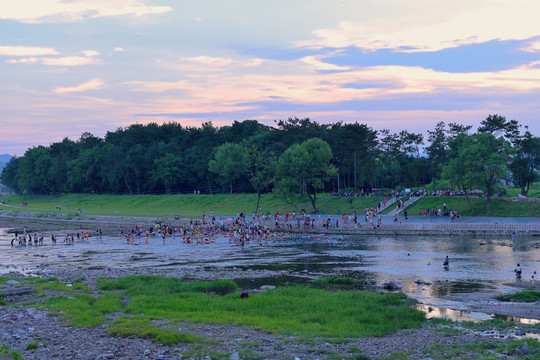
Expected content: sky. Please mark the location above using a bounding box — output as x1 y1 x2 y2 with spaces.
2 0 540 156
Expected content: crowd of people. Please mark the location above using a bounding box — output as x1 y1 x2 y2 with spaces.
10 227 102 247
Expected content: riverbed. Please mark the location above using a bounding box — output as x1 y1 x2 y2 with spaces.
2 228 538 300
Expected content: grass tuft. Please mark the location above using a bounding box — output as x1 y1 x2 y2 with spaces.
0 345 23 360
496 290 540 303
25 342 38 350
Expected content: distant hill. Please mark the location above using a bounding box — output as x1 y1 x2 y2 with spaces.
0 154 13 174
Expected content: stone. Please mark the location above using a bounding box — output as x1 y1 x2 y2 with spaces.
5 280 20 286
383 281 402 291
260 285 276 290
229 352 240 360
0 287 35 296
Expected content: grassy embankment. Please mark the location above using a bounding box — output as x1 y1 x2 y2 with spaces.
0 193 383 217
406 196 540 217
1 191 540 219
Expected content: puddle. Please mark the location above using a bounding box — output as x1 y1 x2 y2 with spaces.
417 304 494 322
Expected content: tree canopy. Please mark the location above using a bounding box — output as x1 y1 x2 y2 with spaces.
2 115 539 213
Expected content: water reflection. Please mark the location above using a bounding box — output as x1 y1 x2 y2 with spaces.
417 304 493 322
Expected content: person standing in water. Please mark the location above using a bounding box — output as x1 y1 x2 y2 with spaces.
443 255 449 269
515 263 522 278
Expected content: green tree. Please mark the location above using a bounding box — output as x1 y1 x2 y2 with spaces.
151 153 186 193
67 147 104 193
425 121 448 179
247 144 276 212
509 127 540 196
275 138 337 212
478 114 520 141
327 122 377 191
442 156 476 213
453 133 512 213
208 143 249 193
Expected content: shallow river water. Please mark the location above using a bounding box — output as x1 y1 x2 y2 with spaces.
2 228 539 298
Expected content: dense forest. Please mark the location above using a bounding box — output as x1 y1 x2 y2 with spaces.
2 115 540 210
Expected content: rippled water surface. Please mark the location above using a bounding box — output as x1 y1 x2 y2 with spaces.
1 228 539 299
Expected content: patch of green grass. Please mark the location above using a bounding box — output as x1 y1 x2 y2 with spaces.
188 279 238 295
419 339 540 360
80 276 425 339
495 290 540 303
423 341 497 359
106 317 201 345
71 283 92 292
1 193 385 217
35 283 76 292
21 276 91 293
0 299 8 306
496 338 540 356
408 196 540 217
314 276 356 286
25 342 38 350
458 319 516 331
434 327 462 336
40 292 123 327
380 352 409 360
237 341 260 348
25 276 58 283
237 348 267 360
31 275 425 346
0 345 23 360
182 345 229 360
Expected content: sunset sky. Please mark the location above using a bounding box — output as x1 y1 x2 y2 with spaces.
2 0 540 156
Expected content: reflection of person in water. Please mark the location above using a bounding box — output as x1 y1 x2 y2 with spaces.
443 255 449 268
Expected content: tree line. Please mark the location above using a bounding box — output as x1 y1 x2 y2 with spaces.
2 115 539 212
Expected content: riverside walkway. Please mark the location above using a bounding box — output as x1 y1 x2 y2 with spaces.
305 214 540 236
